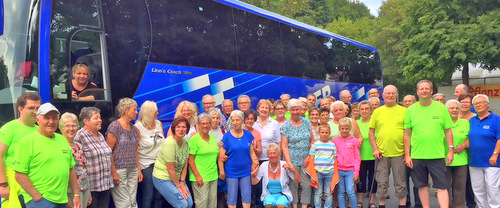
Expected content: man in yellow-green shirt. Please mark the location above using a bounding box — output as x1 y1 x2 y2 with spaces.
404 80 454 208
369 85 407 208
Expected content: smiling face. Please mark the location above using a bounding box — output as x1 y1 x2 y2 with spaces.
238 97 251 112
359 103 372 118
37 111 59 136
85 112 102 132
318 126 331 142
231 116 243 130
382 85 397 106
309 109 319 123
61 120 78 140
339 124 351 138
199 118 211 134
267 148 280 163
417 81 433 100
319 111 329 124
244 113 256 130
460 97 471 112
73 66 89 85
258 103 270 117
447 102 459 119
181 106 192 120
274 104 286 117
332 104 345 119
210 114 220 129
473 96 489 114
290 106 301 119
307 95 316 107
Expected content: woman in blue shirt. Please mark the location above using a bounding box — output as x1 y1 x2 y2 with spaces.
218 110 259 208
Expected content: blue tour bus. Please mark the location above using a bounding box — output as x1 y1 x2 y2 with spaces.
0 0 382 128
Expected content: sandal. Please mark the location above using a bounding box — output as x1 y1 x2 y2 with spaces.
369 203 377 208
357 202 363 208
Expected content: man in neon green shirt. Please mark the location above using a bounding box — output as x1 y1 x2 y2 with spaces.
404 80 454 208
0 92 41 208
13 103 80 208
369 85 407 207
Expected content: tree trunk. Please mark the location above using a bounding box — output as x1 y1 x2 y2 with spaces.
462 62 469 86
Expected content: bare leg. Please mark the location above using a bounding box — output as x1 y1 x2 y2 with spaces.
398 196 407 206
418 186 430 208
357 193 364 203
301 204 308 208
436 189 449 208
292 204 298 208
369 193 376 204
228 205 236 208
378 197 386 206
242 202 251 208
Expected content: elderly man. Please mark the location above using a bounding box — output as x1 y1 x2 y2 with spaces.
454 84 470 100
237 95 252 112
369 88 380 98
0 93 41 207
369 97 381 110
404 80 454 208
433 93 446 104
14 103 80 208
402 95 417 108
222 99 234 129
340 90 352 104
202 94 229 132
369 85 407 208
306 93 317 108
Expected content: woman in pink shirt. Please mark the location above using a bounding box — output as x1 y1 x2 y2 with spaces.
332 118 360 208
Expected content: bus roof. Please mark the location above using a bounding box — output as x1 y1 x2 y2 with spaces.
215 0 378 53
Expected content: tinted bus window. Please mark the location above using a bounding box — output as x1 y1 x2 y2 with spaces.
148 0 237 71
233 9 283 75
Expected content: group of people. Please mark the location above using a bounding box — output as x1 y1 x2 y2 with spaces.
0 79 499 208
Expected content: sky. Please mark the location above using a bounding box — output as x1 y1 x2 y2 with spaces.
359 0 384 17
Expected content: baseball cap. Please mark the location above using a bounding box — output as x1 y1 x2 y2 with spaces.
36 103 60 116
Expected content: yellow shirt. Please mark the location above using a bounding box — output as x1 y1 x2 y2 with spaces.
369 105 406 157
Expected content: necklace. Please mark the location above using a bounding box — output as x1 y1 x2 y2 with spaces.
269 161 280 173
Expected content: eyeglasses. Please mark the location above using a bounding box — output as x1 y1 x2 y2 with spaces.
202 102 215 106
63 124 78 129
275 107 285 111
473 101 488 106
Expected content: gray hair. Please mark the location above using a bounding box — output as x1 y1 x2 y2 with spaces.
137 101 158 129
456 84 470 93
207 107 222 118
368 97 380 105
298 97 307 105
116 98 137 116
417 80 433 89
340 90 350 98
445 99 461 110
237 95 250 104
202 94 215 103
223 99 233 106
433 93 445 99
59 112 78 129
287 99 302 110
472 94 490 105
358 100 373 112
267 143 281 155
230 110 244 121
79 107 100 123
198 112 212 123
330 101 346 112
280 94 291 100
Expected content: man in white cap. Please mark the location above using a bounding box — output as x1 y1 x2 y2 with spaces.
14 103 80 208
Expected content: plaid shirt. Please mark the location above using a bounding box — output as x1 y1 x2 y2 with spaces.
74 128 114 192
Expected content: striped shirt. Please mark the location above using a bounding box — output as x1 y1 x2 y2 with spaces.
309 141 337 173
74 128 114 192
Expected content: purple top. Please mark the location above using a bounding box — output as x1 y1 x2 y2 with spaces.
106 120 140 168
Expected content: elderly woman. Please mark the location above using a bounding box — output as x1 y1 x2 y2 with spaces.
60 112 92 207
319 108 330 126
74 107 113 208
299 97 309 118
251 143 301 208
207 108 225 144
444 99 470 208
168 101 198 138
188 113 219 208
468 94 500 207
153 117 193 208
244 109 263 157
273 101 287 127
134 101 166 208
309 107 321 141
458 93 475 120
70 63 100 100
328 101 363 143
106 98 142 208
281 98 314 208
219 110 259 208
355 101 377 207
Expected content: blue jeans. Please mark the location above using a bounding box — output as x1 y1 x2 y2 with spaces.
314 171 333 208
338 170 356 208
26 198 66 208
153 176 193 208
140 165 166 208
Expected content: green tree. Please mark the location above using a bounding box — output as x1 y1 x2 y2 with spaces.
399 0 500 86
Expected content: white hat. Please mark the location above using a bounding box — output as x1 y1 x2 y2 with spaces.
36 103 60 116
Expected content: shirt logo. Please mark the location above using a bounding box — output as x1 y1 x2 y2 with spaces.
483 125 490 129
432 116 440 119
62 149 69 154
